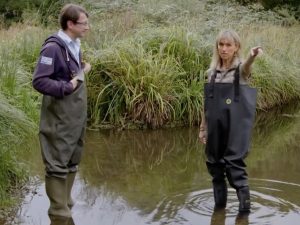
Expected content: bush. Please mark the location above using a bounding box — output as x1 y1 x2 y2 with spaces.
87 28 210 128
0 0 40 25
259 0 299 9
0 0 66 27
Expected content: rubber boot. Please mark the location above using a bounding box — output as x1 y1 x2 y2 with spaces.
45 176 72 218
237 186 251 213
66 172 76 208
213 181 228 209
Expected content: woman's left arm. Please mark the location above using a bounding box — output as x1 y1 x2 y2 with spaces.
242 46 263 78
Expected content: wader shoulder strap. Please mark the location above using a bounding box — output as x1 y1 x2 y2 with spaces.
233 64 240 102
208 70 217 98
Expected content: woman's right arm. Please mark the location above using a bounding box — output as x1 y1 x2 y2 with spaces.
241 46 263 78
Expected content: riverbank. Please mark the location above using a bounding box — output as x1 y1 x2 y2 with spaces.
0 0 299 210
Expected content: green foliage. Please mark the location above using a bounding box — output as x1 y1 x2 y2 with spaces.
37 0 65 26
87 28 209 128
0 94 34 206
258 0 299 9
233 0 299 8
0 0 66 27
0 0 40 25
0 26 42 206
241 24 300 109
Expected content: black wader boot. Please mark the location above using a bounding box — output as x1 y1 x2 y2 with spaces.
213 181 227 209
237 186 250 213
207 162 228 209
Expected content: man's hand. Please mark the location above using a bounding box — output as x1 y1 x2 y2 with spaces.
70 77 78 90
83 62 91 74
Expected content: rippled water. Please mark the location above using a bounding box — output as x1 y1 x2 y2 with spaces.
3 105 300 225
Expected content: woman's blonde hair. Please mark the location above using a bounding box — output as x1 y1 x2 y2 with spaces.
209 29 242 70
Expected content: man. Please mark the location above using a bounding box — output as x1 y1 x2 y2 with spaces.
32 4 91 218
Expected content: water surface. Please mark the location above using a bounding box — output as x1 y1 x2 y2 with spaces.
4 105 300 225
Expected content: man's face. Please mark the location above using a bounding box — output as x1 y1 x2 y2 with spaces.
70 12 89 39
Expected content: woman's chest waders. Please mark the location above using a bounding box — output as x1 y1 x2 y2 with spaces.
39 82 87 178
204 66 257 189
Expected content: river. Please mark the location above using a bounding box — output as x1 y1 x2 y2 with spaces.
2 104 300 225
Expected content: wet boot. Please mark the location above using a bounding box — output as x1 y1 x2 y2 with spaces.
66 172 76 208
213 181 227 209
237 186 251 213
45 176 72 218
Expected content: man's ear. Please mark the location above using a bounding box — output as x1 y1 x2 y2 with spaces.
67 20 74 29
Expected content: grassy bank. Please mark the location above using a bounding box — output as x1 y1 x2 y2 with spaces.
0 26 43 207
85 0 300 128
0 0 299 208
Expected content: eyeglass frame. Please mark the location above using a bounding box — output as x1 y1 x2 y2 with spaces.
75 21 89 26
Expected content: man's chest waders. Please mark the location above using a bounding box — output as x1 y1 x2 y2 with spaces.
39 82 87 178
204 66 257 191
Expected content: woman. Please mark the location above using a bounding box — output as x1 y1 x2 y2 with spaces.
199 29 262 213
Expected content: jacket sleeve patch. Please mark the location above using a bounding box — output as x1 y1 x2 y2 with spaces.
40 56 53 65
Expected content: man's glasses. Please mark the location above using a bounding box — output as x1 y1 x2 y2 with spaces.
75 21 89 26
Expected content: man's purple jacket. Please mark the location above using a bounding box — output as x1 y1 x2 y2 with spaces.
33 34 82 98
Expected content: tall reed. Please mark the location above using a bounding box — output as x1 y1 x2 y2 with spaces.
87 28 210 128
87 22 300 128
0 25 45 206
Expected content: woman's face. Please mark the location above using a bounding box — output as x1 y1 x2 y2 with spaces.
217 38 238 62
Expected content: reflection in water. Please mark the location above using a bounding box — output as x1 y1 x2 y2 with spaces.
49 215 75 225
210 208 226 225
5 103 300 225
234 212 249 225
209 208 250 225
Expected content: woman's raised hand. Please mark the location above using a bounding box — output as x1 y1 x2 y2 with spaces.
251 46 263 57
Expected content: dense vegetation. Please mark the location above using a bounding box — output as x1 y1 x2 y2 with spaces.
0 0 299 210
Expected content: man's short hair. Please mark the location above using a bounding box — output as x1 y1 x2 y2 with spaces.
59 4 89 30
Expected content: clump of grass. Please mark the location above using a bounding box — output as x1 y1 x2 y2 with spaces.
0 94 36 206
87 24 300 128
87 28 210 128
240 24 300 109
0 25 43 206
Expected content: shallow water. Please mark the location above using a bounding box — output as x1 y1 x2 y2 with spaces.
3 105 300 225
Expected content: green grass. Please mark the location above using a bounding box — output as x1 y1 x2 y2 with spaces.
81 0 300 128
87 28 210 128
0 26 43 207
86 23 300 128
